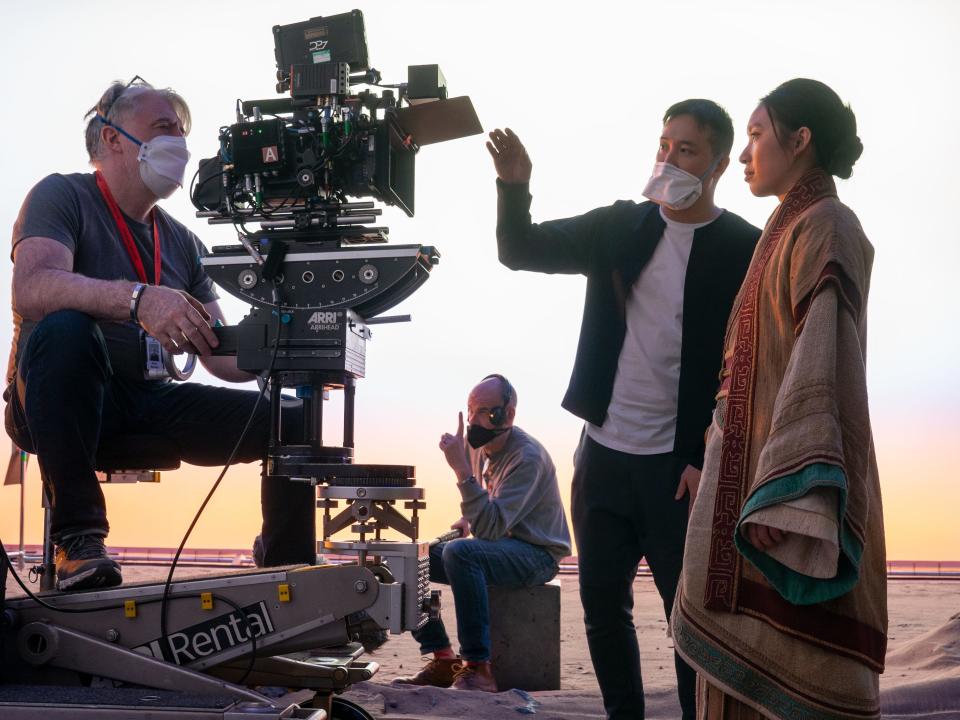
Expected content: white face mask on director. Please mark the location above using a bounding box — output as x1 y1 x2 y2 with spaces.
134 134 190 199
641 158 719 211
97 114 191 199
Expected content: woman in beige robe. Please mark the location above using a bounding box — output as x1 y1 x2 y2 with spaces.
671 79 886 719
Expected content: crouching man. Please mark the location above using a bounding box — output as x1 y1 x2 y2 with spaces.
395 374 571 692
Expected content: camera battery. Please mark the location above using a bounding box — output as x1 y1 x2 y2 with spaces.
229 119 286 174
291 61 350 98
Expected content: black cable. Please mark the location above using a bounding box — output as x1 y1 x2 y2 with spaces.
0 550 259 685
208 592 259 685
0 254 287 683
1 540 261 676
158 289 285 672
257 181 306 218
0 542 95 613
189 167 229 207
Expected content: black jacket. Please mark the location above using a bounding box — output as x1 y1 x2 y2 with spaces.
497 180 760 467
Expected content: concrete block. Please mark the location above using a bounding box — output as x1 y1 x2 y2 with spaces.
488 578 561 691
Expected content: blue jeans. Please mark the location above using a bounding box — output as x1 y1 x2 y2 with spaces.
413 537 559 662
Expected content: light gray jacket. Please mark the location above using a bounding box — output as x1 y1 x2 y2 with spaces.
458 426 572 563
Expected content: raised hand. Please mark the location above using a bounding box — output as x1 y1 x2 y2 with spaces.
136 286 219 356
439 411 472 482
486 127 532 184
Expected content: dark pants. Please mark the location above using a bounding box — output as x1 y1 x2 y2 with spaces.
413 537 558 662
4 310 315 565
572 434 696 720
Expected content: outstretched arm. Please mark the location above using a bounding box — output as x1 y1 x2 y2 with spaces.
486 128 532 184
488 127 608 275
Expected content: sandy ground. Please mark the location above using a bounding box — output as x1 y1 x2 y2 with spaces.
4 563 959 718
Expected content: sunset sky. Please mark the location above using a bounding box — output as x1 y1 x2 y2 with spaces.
1 0 957 560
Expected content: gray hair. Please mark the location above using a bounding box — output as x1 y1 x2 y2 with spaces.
83 79 192 163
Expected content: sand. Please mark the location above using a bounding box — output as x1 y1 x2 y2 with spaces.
4 563 959 718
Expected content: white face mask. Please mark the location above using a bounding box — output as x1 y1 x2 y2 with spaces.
137 135 190 199
97 114 190 199
641 158 719 211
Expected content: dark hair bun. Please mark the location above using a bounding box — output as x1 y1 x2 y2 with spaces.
761 78 863 179
823 105 863 180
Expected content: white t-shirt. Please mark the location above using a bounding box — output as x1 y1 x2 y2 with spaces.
586 207 721 455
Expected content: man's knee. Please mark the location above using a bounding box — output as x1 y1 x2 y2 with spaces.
33 310 98 341
25 310 108 372
441 537 478 571
579 580 634 625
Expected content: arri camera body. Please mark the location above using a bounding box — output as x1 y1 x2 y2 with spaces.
194 8 482 589
193 8 479 226
193 8 481 376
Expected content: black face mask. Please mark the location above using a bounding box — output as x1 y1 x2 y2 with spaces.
467 424 509 449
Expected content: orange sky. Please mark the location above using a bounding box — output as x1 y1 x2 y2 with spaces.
1 408 955 560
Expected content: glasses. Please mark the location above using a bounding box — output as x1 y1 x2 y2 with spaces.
100 75 150 120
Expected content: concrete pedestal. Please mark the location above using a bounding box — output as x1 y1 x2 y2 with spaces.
488 578 561 691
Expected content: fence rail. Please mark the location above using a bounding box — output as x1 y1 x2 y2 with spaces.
4 545 959 580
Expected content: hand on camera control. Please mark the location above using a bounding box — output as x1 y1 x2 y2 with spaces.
486 128 532 184
136 285 219 356
439 411 472 482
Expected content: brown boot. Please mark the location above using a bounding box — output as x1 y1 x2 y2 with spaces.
393 657 464 688
451 661 498 692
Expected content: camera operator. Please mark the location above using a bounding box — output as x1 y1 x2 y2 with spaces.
488 101 760 719
4 78 316 592
394 374 571 692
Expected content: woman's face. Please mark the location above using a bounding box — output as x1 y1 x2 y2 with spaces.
739 104 797 198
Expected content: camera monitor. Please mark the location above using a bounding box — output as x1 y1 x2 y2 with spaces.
273 9 370 73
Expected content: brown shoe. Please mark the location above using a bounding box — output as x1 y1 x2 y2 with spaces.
393 657 464 688
451 662 498 693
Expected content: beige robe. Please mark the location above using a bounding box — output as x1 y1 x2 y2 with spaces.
671 170 887 720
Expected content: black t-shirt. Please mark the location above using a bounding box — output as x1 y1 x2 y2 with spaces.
9 172 218 383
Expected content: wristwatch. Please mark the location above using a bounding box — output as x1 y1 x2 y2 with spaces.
130 283 147 325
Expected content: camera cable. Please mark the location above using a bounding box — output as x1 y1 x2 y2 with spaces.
158 281 285 681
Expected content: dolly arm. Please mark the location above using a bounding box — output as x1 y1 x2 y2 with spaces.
17 621 273 705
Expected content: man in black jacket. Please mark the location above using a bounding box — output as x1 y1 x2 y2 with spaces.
487 100 760 719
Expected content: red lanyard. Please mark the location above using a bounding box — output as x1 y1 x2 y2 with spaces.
94 171 161 285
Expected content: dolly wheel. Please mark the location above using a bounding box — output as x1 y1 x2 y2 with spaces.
332 697 376 720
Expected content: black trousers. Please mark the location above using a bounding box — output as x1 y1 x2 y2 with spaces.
4 310 315 566
572 433 696 720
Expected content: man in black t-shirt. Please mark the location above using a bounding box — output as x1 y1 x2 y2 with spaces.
4 78 315 591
